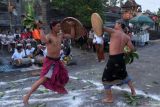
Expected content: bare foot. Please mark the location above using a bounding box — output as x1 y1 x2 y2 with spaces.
102 98 113 103
23 95 29 105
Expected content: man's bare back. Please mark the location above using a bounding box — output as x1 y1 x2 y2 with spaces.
103 22 134 55
109 30 130 55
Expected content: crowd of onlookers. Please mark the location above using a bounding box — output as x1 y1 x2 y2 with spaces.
0 28 74 67
0 29 35 50
0 28 47 67
0 27 111 66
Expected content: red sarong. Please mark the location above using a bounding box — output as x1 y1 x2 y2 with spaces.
40 56 69 94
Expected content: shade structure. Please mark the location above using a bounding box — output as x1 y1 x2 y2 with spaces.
129 15 154 26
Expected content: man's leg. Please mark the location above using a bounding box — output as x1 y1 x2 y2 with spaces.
127 80 136 96
23 77 47 105
102 88 113 103
95 44 101 61
99 45 105 61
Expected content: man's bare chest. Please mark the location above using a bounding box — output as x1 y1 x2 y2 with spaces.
49 37 61 46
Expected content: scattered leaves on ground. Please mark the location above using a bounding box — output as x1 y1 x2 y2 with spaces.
72 96 76 100
124 93 142 106
152 81 159 85
0 92 5 98
37 89 49 94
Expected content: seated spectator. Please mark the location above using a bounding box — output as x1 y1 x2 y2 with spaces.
12 43 33 66
30 39 38 48
14 44 25 54
33 44 46 66
25 43 35 58
14 29 21 42
11 45 25 66
21 28 32 40
33 44 43 57
21 31 27 40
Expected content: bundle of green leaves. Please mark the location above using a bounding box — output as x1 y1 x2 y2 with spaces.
124 46 139 64
22 15 36 30
22 0 36 30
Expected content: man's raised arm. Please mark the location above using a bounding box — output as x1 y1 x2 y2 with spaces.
103 27 115 34
40 29 48 43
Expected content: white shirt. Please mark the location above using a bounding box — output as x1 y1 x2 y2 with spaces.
26 48 35 56
1 34 6 38
94 34 104 44
11 51 25 60
0 34 7 44
7 35 14 42
1 34 6 40
14 49 25 57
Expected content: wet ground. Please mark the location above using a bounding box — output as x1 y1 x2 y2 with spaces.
0 40 160 107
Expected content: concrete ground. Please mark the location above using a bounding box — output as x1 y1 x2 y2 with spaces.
0 40 160 107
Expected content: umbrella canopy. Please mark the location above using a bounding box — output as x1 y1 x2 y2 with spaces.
129 15 154 26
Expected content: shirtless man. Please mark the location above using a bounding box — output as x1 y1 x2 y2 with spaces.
23 20 75 105
101 19 136 103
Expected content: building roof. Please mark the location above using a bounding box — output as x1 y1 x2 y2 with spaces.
122 0 140 8
105 6 121 14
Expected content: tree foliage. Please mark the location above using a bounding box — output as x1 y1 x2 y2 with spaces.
25 0 35 17
51 0 104 28
22 0 36 30
157 8 160 26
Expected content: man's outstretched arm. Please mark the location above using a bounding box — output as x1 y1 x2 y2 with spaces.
103 27 115 34
40 29 49 43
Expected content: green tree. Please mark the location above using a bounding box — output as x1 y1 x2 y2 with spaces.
51 0 104 28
